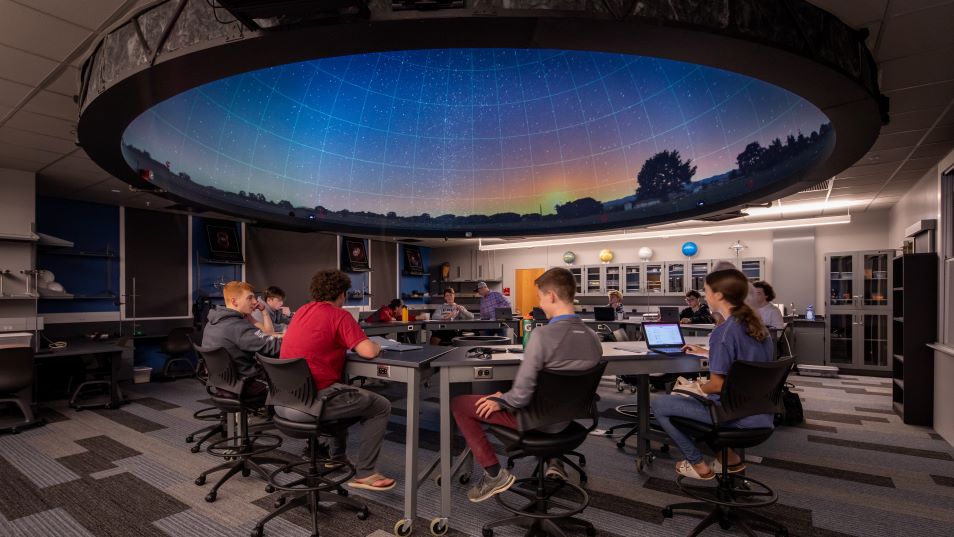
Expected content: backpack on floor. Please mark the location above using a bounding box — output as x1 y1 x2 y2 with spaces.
774 382 804 426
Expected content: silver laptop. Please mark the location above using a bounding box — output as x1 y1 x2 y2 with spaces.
642 322 686 356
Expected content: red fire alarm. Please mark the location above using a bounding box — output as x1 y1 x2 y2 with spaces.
502 287 510 296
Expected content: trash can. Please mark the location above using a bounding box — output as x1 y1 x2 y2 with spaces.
133 366 153 384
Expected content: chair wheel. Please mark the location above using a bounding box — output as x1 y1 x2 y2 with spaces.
458 473 471 485
719 520 731 530
617 441 626 449
186 435 195 443
429 517 447 535
580 475 588 486
205 492 217 502
337 488 349 497
195 476 206 486
394 519 412 536
630 387 637 394
251 525 263 537
190 445 201 453
434 476 441 486
242 468 251 477
357 507 370 520
661 507 673 518
578 456 586 467
274 497 286 508
264 485 275 493
482 529 493 537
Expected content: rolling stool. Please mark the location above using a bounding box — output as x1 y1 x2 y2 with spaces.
193 346 289 502
662 358 793 537
159 327 196 379
481 363 607 537
252 355 370 537
185 352 225 453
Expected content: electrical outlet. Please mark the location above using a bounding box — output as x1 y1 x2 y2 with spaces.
474 366 493 380
376 365 390 378
700 358 709 369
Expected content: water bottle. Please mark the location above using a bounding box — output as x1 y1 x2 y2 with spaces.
805 304 815 321
788 303 796 317
401 305 409 322
521 318 533 349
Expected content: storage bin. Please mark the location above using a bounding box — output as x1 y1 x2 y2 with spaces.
133 366 153 384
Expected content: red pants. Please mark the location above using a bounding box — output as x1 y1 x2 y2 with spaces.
451 394 518 469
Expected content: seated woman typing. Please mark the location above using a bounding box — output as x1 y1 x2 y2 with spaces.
652 268 775 480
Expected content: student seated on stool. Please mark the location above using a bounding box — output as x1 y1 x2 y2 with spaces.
250 285 293 333
279 269 396 492
652 268 775 480
429 288 474 345
451 267 603 501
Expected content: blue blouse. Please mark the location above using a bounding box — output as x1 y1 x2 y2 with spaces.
707 317 776 429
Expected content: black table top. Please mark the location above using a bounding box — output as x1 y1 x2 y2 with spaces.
35 339 125 357
431 340 709 368
346 344 453 368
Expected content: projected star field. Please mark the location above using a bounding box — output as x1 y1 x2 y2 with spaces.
122 48 831 233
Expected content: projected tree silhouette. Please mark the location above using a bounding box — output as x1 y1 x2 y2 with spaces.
636 150 697 200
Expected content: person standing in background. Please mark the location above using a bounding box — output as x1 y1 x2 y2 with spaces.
751 281 785 329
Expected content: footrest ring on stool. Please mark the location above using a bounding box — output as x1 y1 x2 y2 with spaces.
676 473 778 509
613 403 639 419
494 477 589 519
193 407 223 422
266 460 356 493
206 433 283 458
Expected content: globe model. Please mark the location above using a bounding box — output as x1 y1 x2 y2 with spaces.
562 251 576 264
681 242 699 257
638 247 654 261
599 249 614 263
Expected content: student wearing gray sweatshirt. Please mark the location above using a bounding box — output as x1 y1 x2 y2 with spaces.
451 268 603 502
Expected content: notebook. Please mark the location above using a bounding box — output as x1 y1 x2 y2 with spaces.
368 336 422 352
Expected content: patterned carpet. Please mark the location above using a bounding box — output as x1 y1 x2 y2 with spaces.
0 373 952 537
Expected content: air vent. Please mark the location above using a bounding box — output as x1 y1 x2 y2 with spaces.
799 179 832 193
697 211 745 222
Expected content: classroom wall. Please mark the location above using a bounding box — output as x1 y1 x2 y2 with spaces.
0 169 37 323
889 169 941 249
245 226 337 309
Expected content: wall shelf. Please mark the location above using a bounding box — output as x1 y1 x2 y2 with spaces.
891 253 937 426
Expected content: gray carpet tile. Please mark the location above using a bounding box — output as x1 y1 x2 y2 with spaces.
5 507 96 537
793 422 838 433
0 434 80 489
929 433 945 441
129 397 180 411
803 410 890 425
853 406 896 415
154 508 311 537
91 408 166 433
757 457 894 487
806 434 954 461
930 474 954 487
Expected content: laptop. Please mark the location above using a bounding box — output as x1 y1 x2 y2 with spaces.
530 307 548 322
494 307 513 320
642 322 686 356
658 306 680 323
368 336 422 352
593 306 616 322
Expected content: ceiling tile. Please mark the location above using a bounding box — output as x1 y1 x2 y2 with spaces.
0 155 44 171
0 44 59 86
23 0 129 32
838 161 899 178
876 2 954 61
0 126 77 153
23 89 77 121
45 67 79 97
925 123 954 144
0 0 91 62
881 107 947 134
880 46 954 91
855 146 912 165
886 0 954 17
870 130 922 151
883 80 954 114
0 76 31 108
0 142 60 166
912 141 954 159
41 154 108 177
3 109 75 140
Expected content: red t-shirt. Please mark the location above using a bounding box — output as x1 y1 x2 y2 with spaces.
368 305 395 323
280 302 368 390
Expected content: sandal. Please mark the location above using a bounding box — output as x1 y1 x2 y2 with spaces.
712 459 746 474
347 473 396 491
676 460 715 480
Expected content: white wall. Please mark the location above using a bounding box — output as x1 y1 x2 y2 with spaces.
889 169 941 248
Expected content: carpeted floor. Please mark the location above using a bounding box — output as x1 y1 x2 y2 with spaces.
0 373 952 537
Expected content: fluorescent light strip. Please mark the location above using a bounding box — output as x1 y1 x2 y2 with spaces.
478 214 851 251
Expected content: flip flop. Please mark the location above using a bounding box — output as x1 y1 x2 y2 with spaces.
348 474 396 491
676 460 715 480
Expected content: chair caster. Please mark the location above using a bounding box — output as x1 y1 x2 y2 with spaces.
660 444 670 453
357 507 370 520
251 525 264 537
186 435 195 443
429 517 447 535
205 492 217 502
616 440 626 449
393 519 412 536
580 475 588 486
482 528 493 537
264 485 275 493
274 497 286 508
661 507 673 518
190 445 201 453
241 468 251 477
337 488 349 497
630 386 637 394
195 476 206 486
578 456 586 467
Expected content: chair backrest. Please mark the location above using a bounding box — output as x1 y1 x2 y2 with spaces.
716 357 794 423
256 355 322 416
0 346 34 393
194 344 244 394
515 361 607 432
163 327 194 354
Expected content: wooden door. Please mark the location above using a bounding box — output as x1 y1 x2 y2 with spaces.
515 268 545 317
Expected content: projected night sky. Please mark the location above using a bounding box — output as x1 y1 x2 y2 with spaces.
122 48 832 234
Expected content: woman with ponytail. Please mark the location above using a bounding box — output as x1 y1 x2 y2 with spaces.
651 268 775 480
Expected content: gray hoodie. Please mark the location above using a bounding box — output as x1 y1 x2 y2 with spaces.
202 308 282 377
250 299 293 332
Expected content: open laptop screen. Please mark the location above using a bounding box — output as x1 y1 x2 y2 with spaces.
644 323 685 347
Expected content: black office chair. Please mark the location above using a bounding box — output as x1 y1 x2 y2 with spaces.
0 346 44 433
661 357 794 537
192 346 288 503
251 355 369 537
185 348 226 452
481 361 607 537
159 327 196 379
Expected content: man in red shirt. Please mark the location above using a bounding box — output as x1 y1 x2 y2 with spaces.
280 269 395 491
366 298 403 323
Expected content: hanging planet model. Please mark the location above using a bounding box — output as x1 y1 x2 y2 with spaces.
599 249 614 263
562 251 576 264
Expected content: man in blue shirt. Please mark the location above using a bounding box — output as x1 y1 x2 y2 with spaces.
476 281 511 320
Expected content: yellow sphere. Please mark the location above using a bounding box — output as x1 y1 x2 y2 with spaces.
599 249 614 262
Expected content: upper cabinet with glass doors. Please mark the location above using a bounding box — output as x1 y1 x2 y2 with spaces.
826 251 893 311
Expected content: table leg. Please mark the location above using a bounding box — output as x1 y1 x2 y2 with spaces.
399 369 420 533
636 374 651 471
439 369 452 520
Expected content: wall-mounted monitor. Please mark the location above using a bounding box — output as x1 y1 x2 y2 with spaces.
205 223 243 262
403 245 425 276
342 236 370 272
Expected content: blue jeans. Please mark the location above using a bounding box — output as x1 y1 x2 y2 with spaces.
652 394 713 464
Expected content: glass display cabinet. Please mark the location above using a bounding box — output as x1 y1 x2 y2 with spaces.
690 261 710 292
604 264 622 293
584 266 602 295
665 262 686 295
623 264 641 295
824 250 893 371
645 263 664 294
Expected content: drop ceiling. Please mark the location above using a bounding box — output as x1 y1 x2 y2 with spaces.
0 0 951 223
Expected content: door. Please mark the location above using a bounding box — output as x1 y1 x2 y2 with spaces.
666 262 686 295
827 254 855 310
645 263 664 294
623 264 641 295
515 268 545 317
826 313 854 366
861 313 889 368
862 252 890 308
